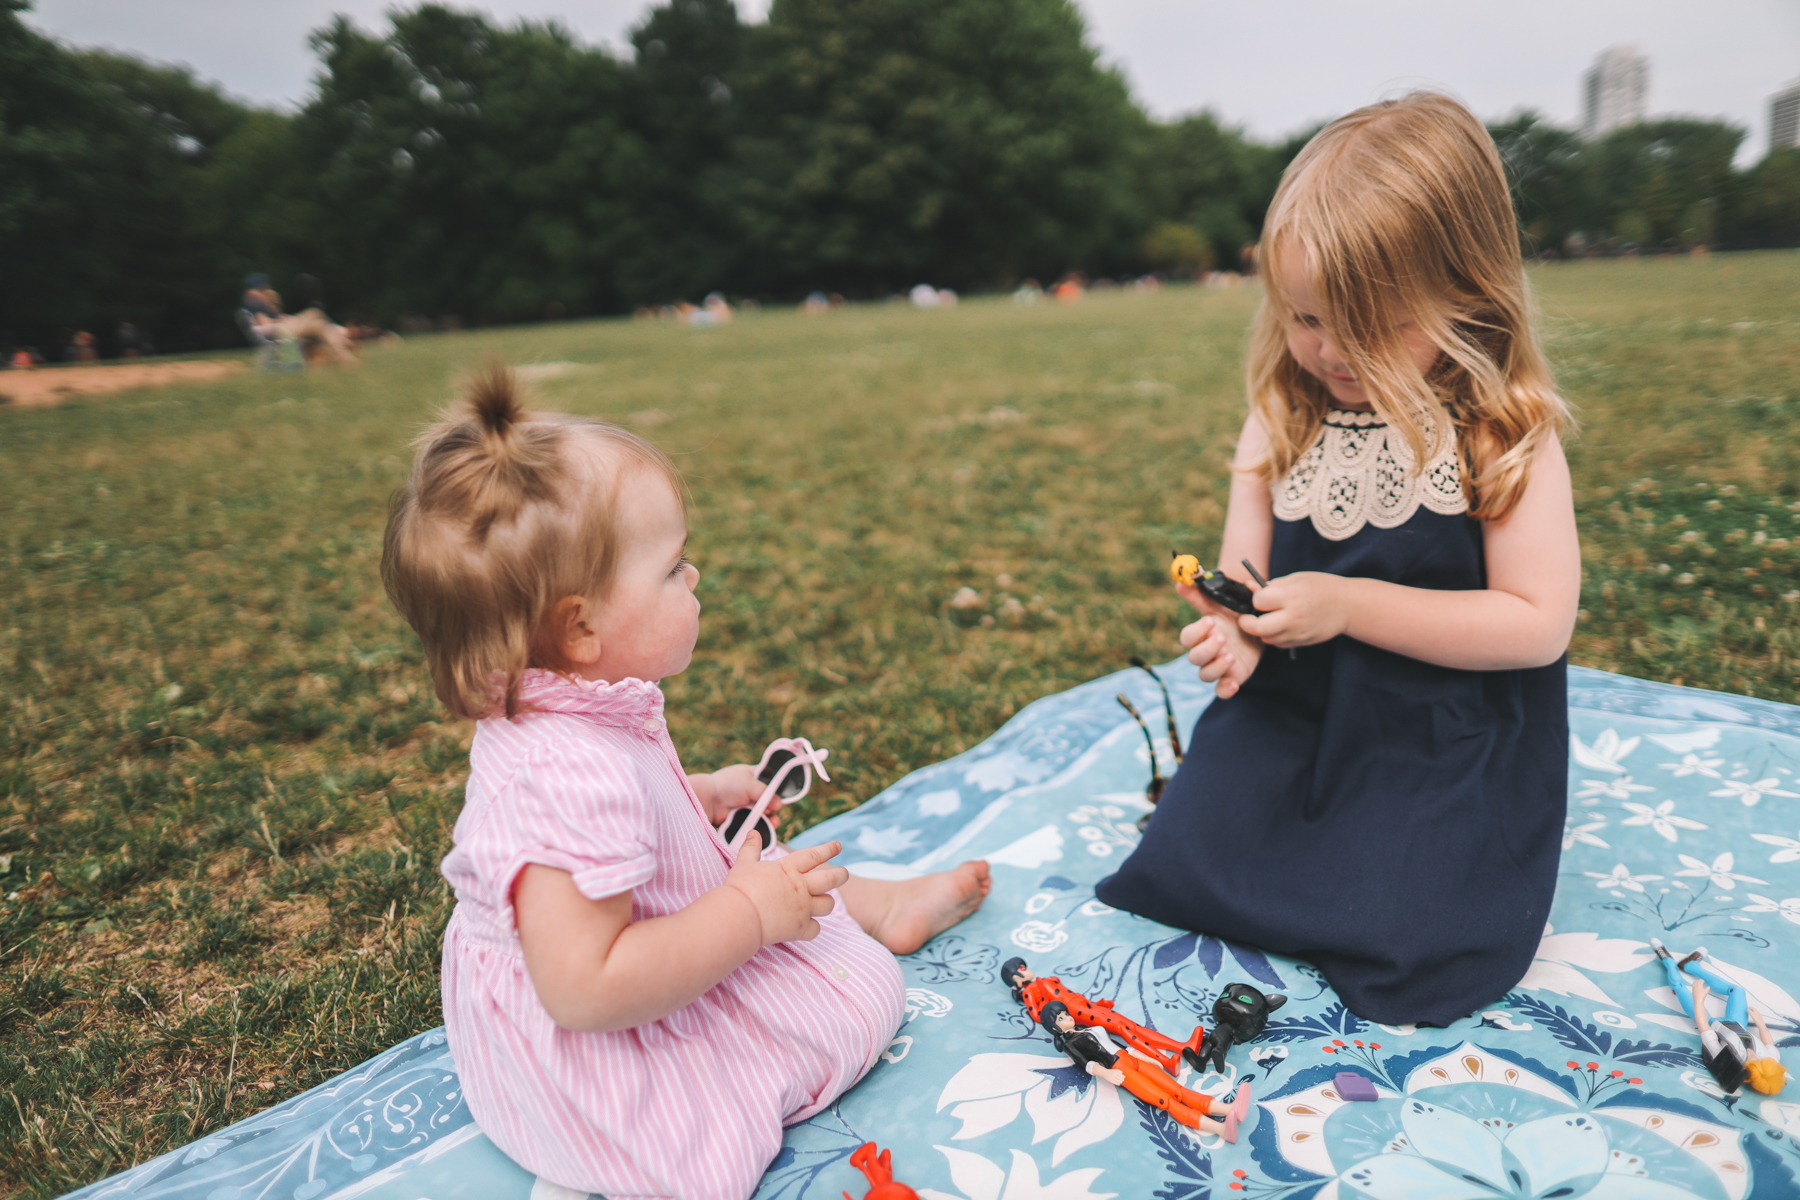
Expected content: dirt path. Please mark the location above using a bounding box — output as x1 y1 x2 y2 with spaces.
0 359 246 408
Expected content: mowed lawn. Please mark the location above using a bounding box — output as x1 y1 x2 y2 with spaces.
3 252 1798 1196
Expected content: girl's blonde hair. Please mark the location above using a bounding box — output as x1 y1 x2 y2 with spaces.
381 364 684 720
1746 1057 1788 1096
1247 91 1569 521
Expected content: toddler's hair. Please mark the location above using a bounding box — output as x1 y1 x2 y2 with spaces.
1247 91 1569 521
1746 1057 1788 1096
381 363 684 720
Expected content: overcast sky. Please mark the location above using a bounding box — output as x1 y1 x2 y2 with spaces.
23 0 1800 160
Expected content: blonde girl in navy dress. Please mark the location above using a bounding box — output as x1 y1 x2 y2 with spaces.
1097 93 1581 1027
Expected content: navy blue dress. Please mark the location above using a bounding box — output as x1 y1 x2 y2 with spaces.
1096 414 1567 1027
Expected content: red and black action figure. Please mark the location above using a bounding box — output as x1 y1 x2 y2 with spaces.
1041 1002 1252 1141
1002 956 1209 1074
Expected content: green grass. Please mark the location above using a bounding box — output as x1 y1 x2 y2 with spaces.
3 252 1799 1196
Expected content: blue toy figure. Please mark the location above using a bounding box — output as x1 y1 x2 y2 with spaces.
1651 938 1789 1096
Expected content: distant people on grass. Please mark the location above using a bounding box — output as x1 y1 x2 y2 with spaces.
660 293 733 327
799 290 848 314
345 321 400 346
1013 279 1042 306
1054 272 1085 303
239 272 359 366
8 348 42 369
909 284 958 308
698 291 733 325
117 321 154 358
64 331 98 363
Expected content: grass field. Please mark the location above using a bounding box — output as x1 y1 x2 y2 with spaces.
3 252 1799 1197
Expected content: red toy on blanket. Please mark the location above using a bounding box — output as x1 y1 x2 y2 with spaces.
843 1142 917 1200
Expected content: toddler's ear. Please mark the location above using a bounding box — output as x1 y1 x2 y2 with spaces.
554 595 603 665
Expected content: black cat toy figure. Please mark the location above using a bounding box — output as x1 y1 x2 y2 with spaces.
1193 982 1287 1073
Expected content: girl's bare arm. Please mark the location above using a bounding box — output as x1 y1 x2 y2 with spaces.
1220 413 1277 584
513 834 846 1032
1239 435 1580 671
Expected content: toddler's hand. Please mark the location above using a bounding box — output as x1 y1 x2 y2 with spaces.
1177 581 1262 700
1236 571 1350 649
723 834 846 946
694 763 783 828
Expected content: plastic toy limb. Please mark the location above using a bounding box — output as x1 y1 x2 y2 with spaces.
842 1142 919 1200
1684 963 1750 1026
1001 957 1208 1073
1113 1053 1251 1137
1650 940 1748 1025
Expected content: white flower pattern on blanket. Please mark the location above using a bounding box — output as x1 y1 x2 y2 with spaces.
60 664 1800 1200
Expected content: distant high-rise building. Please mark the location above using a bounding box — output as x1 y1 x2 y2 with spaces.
1773 78 1800 151
1582 46 1648 140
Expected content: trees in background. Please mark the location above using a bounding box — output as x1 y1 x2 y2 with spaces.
5 0 1800 356
1 4 246 353
293 7 649 323
730 0 1151 294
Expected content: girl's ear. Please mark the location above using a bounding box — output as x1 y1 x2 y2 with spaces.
555 595 603 665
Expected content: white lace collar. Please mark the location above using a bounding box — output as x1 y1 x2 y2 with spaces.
1272 407 1467 540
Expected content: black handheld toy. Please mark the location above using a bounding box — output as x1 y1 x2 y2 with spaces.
1169 553 1257 615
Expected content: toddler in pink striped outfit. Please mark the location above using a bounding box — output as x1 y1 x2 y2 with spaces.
381 367 991 1200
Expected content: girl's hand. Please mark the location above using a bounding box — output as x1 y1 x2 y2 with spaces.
1237 571 1351 648
691 764 782 828
723 834 846 945
1177 582 1263 699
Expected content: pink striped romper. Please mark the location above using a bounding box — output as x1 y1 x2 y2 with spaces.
440 670 905 1200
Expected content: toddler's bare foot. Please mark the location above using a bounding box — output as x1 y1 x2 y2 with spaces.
843 861 991 955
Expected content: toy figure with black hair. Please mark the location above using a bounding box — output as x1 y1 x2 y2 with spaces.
1002 956 1209 1073
1039 1002 1253 1141
1194 981 1288 1073
1652 939 1789 1097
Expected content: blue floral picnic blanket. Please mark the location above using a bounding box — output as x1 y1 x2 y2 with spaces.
64 662 1800 1200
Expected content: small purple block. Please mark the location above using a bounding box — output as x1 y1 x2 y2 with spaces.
1335 1072 1379 1102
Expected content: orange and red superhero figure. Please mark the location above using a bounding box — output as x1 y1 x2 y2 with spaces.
1002 956 1209 1073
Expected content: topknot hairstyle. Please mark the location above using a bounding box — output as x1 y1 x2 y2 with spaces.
1246 91 1570 521
381 362 684 719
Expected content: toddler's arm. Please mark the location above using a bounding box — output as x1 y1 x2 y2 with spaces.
514 832 846 1033
1240 434 1579 671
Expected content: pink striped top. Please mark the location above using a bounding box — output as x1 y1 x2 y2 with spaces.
440 670 905 1200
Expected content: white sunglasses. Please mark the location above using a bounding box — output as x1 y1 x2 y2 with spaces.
721 736 832 857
